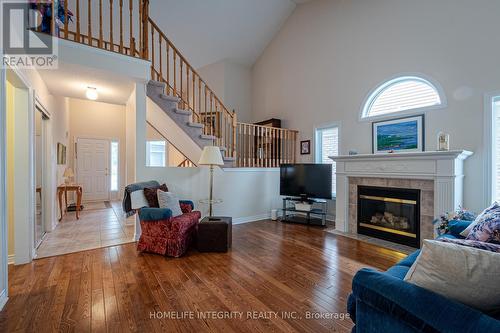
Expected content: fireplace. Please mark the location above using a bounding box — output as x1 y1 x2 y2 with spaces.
357 185 420 248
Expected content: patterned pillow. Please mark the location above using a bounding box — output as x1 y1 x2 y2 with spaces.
460 201 500 237
438 237 500 253
180 202 193 213
143 184 168 207
466 215 500 244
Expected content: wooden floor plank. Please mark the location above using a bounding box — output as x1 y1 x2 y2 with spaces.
1 220 403 332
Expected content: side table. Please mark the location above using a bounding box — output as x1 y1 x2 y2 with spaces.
198 216 232 252
57 184 83 221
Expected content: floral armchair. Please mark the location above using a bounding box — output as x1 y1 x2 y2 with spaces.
137 200 201 257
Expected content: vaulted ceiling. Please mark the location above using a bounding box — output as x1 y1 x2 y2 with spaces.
149 0 312 68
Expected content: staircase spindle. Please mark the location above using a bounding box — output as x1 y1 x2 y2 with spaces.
76 0 81 42
159 38 163 80
186 67 190 111
63 0 68 38
87 0 92 45
129 0 134 55
109 0 114 51
150 29 155 79
166 43 170 94
119 0 124 53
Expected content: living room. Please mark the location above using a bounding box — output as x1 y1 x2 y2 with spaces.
1 0 500 332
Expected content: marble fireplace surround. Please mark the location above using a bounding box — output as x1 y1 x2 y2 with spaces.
331 150 473 244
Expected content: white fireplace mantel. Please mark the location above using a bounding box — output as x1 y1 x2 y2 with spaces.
330 150 473 233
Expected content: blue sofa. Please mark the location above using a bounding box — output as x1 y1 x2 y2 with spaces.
347 220 500 332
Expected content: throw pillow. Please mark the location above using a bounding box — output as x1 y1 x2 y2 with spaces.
466 217 500 244
180 202 193 213
447 220 471 237
404 239 500 312
143 184 169 207
460 202 500 237
437 237 500 253
157 191 183 217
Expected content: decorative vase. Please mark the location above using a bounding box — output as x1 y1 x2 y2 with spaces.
437 132 450 151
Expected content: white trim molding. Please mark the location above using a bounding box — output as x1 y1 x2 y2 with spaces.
0 289 8 311
331 150 473 233
233 213 271 225
359 72 447 122
483 91 500 207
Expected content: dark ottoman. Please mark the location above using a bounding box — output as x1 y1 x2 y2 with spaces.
198 216 232 252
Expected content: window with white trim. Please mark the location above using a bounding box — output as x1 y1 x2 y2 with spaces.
146 141 166 167
315 126 339 196
493 97 500 201
110 141 119 191
363 76 442 119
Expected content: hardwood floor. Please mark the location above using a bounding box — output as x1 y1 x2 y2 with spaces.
0 220 406 333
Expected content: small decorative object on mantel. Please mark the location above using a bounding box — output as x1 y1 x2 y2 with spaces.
372 115 425 154
348 150 358 156
435 207 476 235
300 140 311 155
437 131 450 151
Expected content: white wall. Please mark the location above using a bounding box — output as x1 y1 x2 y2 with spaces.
68 98 127 197
252 0 500 214
139 167 280 223
0 68 8 310
198 60 253 123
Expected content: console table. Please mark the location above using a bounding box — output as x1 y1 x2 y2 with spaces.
58 184 83 221
281 197 327 226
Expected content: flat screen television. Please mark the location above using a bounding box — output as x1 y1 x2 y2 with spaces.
280 164 332 200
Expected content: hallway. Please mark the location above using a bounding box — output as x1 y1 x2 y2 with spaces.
36 201 135 259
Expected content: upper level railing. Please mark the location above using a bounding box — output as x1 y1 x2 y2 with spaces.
42 0 297 166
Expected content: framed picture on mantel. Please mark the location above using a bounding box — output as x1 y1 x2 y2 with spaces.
372 115 425 154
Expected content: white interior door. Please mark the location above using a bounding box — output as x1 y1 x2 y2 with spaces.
77 138 110 202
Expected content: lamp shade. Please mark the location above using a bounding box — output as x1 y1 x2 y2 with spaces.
63 167 74 178
198 146 224 166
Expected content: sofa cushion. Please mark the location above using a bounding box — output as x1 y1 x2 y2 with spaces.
396 250 421 267
139 207 172 221
157 191 183 217
438 238 500 253
143 184 169 207
404 239 500 312
447 220 471 238
385 265 410 280
466 216 500 244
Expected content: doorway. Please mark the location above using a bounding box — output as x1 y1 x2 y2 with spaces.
76 138 110 202
34 105 49 249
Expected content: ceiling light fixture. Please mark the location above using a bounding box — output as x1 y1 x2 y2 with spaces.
86 86 98 100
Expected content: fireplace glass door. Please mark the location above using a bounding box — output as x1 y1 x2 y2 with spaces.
357 186 420 248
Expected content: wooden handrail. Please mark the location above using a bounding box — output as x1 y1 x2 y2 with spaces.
50 1 298 167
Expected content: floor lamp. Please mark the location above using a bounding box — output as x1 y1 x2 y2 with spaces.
198 146 224 216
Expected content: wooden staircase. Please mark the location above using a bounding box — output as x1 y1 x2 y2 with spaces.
43 0 298 167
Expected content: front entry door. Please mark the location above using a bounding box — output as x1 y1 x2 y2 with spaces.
77 138 110 201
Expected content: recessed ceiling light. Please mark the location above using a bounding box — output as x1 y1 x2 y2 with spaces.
86 86 98 100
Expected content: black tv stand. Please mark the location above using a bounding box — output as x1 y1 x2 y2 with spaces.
281 197 327 227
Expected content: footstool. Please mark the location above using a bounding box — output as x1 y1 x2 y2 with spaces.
197 216 232 252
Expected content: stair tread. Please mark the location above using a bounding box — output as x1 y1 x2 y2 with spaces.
160 94 181 102
200 134 216 140
148 80 166 88
187 122 204 128
223 157 236 161
174 108 191 115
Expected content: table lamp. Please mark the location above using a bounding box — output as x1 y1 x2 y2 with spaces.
198 146 224 216
63 167 74 185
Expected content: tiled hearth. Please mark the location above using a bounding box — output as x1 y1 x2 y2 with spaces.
348 177 434 246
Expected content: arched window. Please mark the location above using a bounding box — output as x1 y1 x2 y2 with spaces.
362 75 444 119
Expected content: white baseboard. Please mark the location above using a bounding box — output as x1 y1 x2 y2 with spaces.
0 289 8 311
7 254 15 265
233 213 271 225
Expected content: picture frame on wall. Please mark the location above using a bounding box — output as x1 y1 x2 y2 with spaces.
300 140 311 155
372 115 425 154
